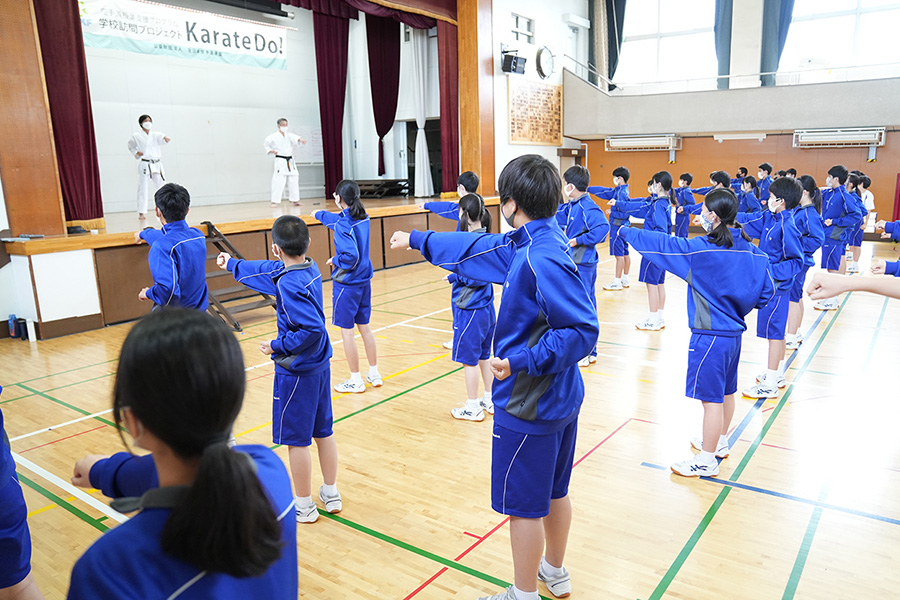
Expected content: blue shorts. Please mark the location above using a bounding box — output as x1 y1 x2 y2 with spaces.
491 417 578 518
332 282 371 329
639 257 666 285
790 265 811 302
685 333 741 403
757 290 790 340
821 239 845 270
0 474 31 589
849 223 864 246
272 369 333 447
451 305 496 366
609 223 630 256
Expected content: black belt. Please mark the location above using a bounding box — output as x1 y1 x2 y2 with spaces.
140 158 160 163
276 155 293 171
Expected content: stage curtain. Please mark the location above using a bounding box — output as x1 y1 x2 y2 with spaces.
313 11 350 195
436 20 458 192
365 14 401 175
714 0 733 89
606 0 626 80
280 0 359 20
346 0 436 28
760 0 795 86
33 0 104 225
410 28 434 197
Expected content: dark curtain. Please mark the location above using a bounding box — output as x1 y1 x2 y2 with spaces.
280 0 358 20
33 0 103 223
714 0 733 89
313 11 350 195
606 0 627 80
436 20 458 192
346 0 436 28
365 14 401 175
760 0 794 86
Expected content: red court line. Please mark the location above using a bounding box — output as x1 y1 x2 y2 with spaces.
463 531 481 539
20 425 106 453
403 416 652 599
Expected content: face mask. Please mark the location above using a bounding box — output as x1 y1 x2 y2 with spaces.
142 121 152 131
768 199 780 213
758 171 765 179
826 176 833 187
279 126 287 133
699 212 715 233
565 184 575 197
501 200 517 228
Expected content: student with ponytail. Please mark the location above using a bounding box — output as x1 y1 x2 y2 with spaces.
68 309 297 599
738 176 763 213
785 175 825 350
619 189 775 477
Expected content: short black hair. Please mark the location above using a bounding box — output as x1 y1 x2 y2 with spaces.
758 163 773 175
775 170 787 178
457 171 479 193
139 114 152 126
786 168 797 177
498 155 562 221
828 165 849 184
859 175 871 189
737 167 748 177
710 170 731 188
770 176 802 210
612 166 630 182
154 183 190 222
271 215 309 257
564 165 590 192
679 172 693 185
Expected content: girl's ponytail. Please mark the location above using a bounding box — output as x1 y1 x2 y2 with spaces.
458 193 491 232
335 180 367 220
798 175 823 214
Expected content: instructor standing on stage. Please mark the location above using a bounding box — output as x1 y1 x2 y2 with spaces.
265 118 306 206
128 114 170 219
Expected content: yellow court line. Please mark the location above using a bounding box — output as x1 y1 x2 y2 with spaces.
235 352 451 439
27 504 56 518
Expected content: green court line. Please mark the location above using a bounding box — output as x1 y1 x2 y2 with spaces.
3 357 119 389
646 294 850 600
372 307 454 322
782 483 831 599
15 384 118 429
17 473 109 533
1 372 118 405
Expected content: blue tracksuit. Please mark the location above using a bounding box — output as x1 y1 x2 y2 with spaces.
445 229 497 366
89 452 159 498
588 184 631 256
313 209 373 285
736 210 804 292
616 194 672 284
423 201 461 230
738 190 763 213
789 204 826 302
730 177 743 192
227 258 332 375
1 389 33 590
555 194 610 266
68 446 297 600
883 221 900 242
848 189 867 246
674 187 697 237
758 176 773 203
822 186 864 243
139 220 209 310
884 262 900 277
409 218 599 435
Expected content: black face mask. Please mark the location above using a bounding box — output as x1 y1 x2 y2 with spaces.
501 198 517 229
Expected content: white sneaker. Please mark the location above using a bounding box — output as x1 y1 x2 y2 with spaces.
578 356 590 367
366 373 383 387
334 379 366 394
743 380 779 399
296 501 319 523
589 355 597 364
755 370 786 389
442 340 453 350
538 561 572 598
814 299 838 311
451 404 484 422
318 485 342 514
479 396 494 415
270 201 281 206
847 263 859 273
785 335 801 350
635 318 664 331
603 279 624 291
690 437 730 458
477 587 517 600
622 277 631 288
671 455 719 477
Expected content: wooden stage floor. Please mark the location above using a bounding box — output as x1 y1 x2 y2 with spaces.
2 238 900 599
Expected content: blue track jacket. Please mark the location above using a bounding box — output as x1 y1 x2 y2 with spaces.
313 209 373 285
587 184 631 227
616 195 672 234
790 205 825 268
884 261 900 277
409 219 599 434
738 190 763 213
445 227 495 310
673 187 697 233
423 201 461 230
139 221 208 310
555 194 610 265
736 210 804 292
822 186 864 243
620 228 775 335
0 389 13 486
68 445 297 600
758 176 773 203
227 258 332 375
884 221 900 242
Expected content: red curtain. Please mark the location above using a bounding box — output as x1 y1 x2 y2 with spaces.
313 11 350 195
33 0 103 222
280 0 359 20
365 14 401 175
437 21 459 193
346 0 436 28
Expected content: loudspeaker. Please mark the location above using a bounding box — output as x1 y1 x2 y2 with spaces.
501 54 526 74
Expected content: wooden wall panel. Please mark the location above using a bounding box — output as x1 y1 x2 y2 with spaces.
308 224 331 281
584 133 900 219
458 0 495 196
0 0 65 236
382 215 427 267
369 219 385 271
427 213 459 233
94 244 154 324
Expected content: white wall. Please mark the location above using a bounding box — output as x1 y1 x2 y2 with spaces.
490 0 589 183
84 0 324 212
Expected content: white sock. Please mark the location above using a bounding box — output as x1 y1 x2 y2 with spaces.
699 450 716 465
718 434 728 448
766 369 778 382
350 372 363 383
368 365 379 376
541 557 565 577
466 398 481 408
611 277 621 284
295 495 314 508
777 360 786 376
658 309 665 320
483 391 492 402
650 311 659 322
321 483 338 497
512 586 539 600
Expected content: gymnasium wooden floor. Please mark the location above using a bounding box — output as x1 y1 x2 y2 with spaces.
3 237 900 599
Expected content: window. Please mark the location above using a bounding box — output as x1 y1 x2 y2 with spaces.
511 13 534 45
614 0 718 88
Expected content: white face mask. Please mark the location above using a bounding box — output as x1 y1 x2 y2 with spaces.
758 171 765 179
279 126 287 133
142 121 152 131
565 183 575 197
768 199 781 213
826 176 833 187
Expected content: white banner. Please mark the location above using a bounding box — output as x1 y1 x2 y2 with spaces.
80 0 291 70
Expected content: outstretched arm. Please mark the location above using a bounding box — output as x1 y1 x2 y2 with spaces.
808 271 900 300
391 229 515 285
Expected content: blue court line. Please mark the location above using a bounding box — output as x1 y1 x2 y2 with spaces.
639 462 900 526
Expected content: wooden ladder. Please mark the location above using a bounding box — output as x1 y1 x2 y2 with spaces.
203 221 276 331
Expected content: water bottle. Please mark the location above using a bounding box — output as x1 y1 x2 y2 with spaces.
8 315 17 338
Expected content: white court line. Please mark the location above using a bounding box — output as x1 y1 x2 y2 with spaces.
396 323 453 334
13 452 130 523
9 409 114 443
594 351 660 368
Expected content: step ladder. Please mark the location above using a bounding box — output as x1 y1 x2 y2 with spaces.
203 221 276 331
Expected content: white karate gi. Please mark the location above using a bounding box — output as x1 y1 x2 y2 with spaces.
127 130 169 215
264 131 304 204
